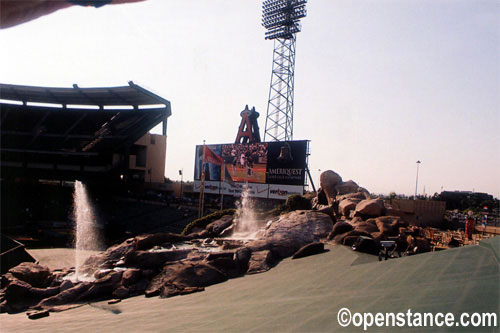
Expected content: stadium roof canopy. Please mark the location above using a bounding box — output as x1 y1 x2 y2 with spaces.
0 81 170 109
0 82 171 180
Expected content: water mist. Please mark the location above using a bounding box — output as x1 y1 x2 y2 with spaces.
73 180 103 280
233 186 262 239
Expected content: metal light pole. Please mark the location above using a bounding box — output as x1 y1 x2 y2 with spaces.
179 169 183 204
198 141 206 218
262 0 307 142
414 160 421 200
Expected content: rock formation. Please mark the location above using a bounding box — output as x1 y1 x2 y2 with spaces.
314 169 431 257
1 169 433 316
0 209 334 315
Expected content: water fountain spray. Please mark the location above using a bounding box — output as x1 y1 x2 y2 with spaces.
73 180 103 280
233 185 262 239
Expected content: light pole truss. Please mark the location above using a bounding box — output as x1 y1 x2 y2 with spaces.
262 0 307 142
264 36 297 142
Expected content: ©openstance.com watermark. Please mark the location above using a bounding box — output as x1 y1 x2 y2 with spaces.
337 307 498 330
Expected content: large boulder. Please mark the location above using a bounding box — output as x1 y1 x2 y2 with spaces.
379 215 407 228
375 216 401 236
121 268 142 287
187 230 210 240
79 238 136 276
124 249 191 269
234 247 251 270
27 286 60 300
245 239 272 253
158 285 205 298
334 180 359 196
168 262 228 288
315 187 328 206
247 250 276 274
320 170 343 204
362 216 409 238
244 239 298 259
148 261 228 295
354 199 385 217
204 251 246 278
244 211 333 259
316 205 336 223
331 230 371 245
100 238 136 261
336 191 370 202
350 216 364 225
206 215 234 237
292 242 326 259
36 282 92 308
358 187 371 197
135 233 191 251
6 263 53 288
327 221 353 240
270 239 307 258
112 286 130 299
338 198 361 217
75 271 123 302
4 279 32 307
59 280 74 293
130 278 150 295
353 221 379 234
264 210 333 245
3 280 60 313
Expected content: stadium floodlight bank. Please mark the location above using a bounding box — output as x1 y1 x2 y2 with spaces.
262 0 307 40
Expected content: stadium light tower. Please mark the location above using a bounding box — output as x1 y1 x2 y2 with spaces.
262 0 307 142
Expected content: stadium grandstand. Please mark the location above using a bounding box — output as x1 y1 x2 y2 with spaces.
0 81 170 182
0 82 194 246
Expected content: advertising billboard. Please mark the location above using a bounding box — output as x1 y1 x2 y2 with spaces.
194 140 308 199
194 181 271 198
265 141 307 185
268 184 305 200
193 180 221 194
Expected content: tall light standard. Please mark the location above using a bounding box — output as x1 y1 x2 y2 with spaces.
262 0 308 142
414 160 421 200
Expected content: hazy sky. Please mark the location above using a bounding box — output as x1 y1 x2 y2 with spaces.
1 0 498 197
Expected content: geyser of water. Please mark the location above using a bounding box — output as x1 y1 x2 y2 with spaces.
73 180 103 281
233 185 262 239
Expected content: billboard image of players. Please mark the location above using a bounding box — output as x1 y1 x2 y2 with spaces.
221 142 268 183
